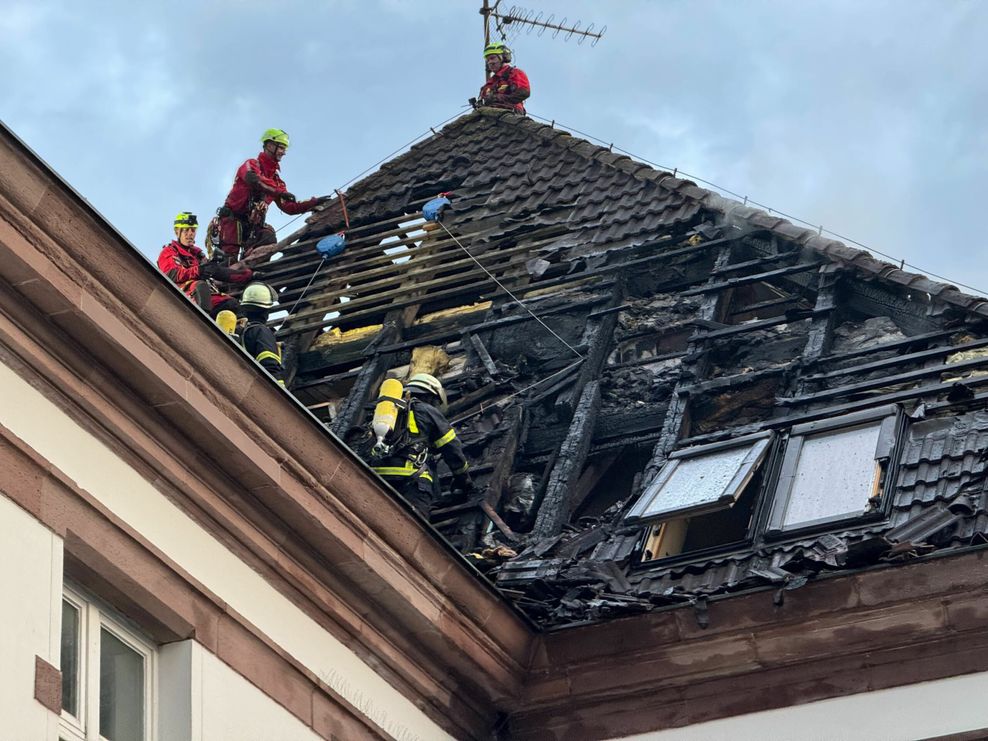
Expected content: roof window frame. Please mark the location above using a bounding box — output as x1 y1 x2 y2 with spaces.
625 430 774 526
762 404 902 540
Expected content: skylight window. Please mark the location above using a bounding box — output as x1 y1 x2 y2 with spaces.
767 406 898 533
626 433 771 524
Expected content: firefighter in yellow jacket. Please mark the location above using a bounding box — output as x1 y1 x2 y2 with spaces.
370 374 473 516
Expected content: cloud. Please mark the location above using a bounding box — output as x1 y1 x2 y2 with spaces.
2 0 987 292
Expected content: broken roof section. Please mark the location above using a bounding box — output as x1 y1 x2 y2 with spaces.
249 109 988 627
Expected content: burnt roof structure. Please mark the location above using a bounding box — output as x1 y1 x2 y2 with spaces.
248 108 988 628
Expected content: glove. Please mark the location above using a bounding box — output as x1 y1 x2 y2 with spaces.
468 97 479 109
226 267 253 284
279 191 297 203
198 260 218 279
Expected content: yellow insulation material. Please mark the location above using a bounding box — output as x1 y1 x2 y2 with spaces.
312 324 383 348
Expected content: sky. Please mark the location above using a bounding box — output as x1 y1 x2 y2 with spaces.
3 0 988 294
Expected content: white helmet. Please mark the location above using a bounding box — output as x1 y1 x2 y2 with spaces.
241 282 278 309
406 373 448 412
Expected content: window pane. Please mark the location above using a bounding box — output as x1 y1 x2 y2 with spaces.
782 423 882 527
99 629 144 741
629 438 769 521
60 600 79 717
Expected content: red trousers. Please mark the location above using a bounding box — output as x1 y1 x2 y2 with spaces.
216 215 277 261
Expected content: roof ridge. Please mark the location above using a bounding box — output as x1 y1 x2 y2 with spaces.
474 109 988 320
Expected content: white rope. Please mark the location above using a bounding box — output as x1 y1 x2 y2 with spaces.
437 221 585 360
285 257 327 316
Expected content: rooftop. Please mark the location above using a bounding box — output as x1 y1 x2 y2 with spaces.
248 108 988 627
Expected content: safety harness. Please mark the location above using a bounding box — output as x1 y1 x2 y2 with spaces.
370 400 434 483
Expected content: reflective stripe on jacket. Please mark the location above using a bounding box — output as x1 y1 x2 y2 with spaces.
240 321 286 385
371 399 469 483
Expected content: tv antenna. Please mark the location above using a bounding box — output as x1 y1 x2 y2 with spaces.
480 0 606 48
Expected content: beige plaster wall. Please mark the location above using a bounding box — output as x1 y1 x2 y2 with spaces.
0 491 62 741
0 356 451 741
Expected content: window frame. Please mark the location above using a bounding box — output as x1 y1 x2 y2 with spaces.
630 432 779 568
626 431 774 525
59 584 158 741
764 404 901 538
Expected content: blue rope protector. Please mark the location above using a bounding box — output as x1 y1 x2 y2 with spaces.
423 195 452 222
315 232 347 259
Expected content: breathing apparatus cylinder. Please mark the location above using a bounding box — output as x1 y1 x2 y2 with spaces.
372 378 404 453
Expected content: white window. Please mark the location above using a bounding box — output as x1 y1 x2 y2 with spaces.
767 406 898 533
60 586 156 741
626 432 772 524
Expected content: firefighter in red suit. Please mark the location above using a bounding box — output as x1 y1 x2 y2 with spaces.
211 128 324 261
477 42 530 114
157 212 251 317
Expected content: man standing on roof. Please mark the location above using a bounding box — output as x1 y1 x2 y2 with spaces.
235 283 286 386
476 42 530 114
157 211 252 317
368 374 474 517
211 129 324 261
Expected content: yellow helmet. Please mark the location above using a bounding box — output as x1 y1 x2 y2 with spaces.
173 211 198 230
483 42 512 63
406 373 448 412
260 128 290 148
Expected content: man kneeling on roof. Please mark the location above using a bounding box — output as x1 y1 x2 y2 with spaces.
157 212 252 317
474 42 530 114
365 374 474 517
209 128 326 262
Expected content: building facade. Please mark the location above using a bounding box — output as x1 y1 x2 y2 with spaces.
5 112 988 740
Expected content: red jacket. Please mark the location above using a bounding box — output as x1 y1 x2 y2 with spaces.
479 65 531 113
157 240 204 286
223 151 317 221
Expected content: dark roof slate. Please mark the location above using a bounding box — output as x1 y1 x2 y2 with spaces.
300 109 988 323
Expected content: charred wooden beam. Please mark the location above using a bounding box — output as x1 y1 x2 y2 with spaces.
606 349 688 372
728 295 806 317
567 452 621 517
809 329 953 366
691 309 819 341
680 261 822 297
447 381 504 418
843 278 938 335
642 243 736 484
463 406 528 549
532 381 602 538
800 266 841 363
479 501 519 543
468 333 500 378
782 352 988 406
805 334 988 382
524 365 581 407
711 252 799 276
554 285 624 420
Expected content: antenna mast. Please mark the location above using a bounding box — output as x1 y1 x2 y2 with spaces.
481 1 605 52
